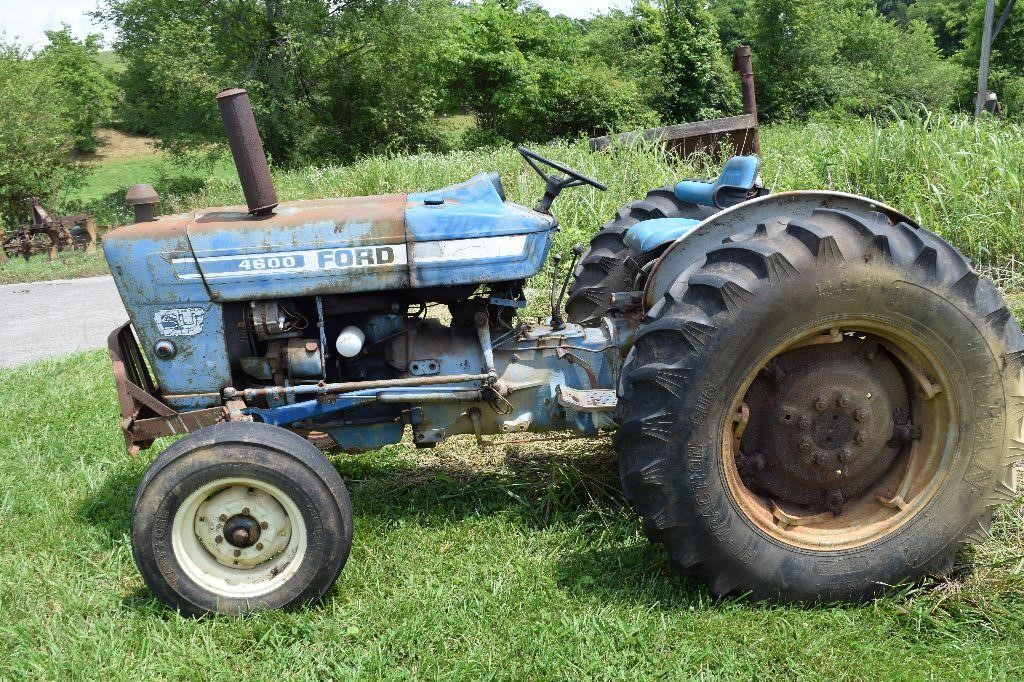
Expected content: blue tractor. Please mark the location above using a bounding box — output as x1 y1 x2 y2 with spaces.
107 89 1022 615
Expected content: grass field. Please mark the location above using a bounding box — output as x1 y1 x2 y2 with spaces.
1 352 1023 678
2 115 1024 677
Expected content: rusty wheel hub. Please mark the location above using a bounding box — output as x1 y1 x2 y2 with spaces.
738 336 913 515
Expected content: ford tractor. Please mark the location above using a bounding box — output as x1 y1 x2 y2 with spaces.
105 89 1022 615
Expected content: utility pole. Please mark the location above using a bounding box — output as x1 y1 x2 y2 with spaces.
976 0 997 117
975 0 1016 117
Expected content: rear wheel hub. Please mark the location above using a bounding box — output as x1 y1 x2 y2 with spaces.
738 336 909 511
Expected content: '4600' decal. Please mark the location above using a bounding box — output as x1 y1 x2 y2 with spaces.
174 244 409 280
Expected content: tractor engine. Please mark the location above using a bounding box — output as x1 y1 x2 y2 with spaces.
104 89 618 455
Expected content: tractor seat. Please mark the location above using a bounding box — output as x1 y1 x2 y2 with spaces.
624 217 700 253
675 155 761 209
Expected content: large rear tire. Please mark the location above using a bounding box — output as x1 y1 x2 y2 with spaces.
615 207 1023 601
565 187 705 325
131 422 353 615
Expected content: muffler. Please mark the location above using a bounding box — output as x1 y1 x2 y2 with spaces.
217 88 279 215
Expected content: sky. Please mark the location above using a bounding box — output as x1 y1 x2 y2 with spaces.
0 0 631 49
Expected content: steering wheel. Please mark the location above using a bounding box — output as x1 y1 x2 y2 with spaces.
517 146 607 213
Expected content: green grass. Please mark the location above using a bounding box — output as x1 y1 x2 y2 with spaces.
3 112 1023 287
1 352 1023 678
0 250 110 286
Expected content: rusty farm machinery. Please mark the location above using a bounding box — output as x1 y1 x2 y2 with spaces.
0 198 98 264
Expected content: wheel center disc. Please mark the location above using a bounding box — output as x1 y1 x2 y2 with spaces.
224 514 261 548
192 484 292 568
738 336 910 509
810 408 856 450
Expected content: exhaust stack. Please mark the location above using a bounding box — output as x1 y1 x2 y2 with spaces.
217 88 278 215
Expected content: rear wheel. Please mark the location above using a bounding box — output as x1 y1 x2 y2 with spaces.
615 207 1022 601
131 422 353 615
566 187 705 324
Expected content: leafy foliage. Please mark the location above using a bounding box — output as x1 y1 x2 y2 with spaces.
451 1 659 145
746 0 964 120
0 41 82 225
101 0 455 164
658 0 739 122
35 26 118 154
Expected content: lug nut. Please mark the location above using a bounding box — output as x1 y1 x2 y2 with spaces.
260 521 269 530
214 535 224 544
219 514 228 523
813 452 827 465
837 392 851 408
839 447 853 463
241 507 250 515
798 416 811 430
854 430 867 444
854 408 870 422
255 543 264 551
799 437 813 452
233 549 242 557
814 396 828 411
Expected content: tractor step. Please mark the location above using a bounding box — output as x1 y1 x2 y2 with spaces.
556 386 617 413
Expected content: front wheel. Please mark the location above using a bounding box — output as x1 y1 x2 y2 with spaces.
131 422 353 615
615 207 1022 601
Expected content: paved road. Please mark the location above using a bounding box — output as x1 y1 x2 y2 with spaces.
0 275 127 368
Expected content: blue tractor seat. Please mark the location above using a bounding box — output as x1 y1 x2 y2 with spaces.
674 155 761 209
624 217 701 253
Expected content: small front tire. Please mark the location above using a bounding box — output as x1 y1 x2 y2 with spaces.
131 422 353 616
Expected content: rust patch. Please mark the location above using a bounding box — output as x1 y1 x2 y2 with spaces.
188 195 408 241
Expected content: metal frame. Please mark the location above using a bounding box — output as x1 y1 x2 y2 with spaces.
107 322 223 456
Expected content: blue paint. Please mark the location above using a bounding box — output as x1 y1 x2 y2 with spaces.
409 230 553 288
624 218 701 253
103 171 559 412
406 174 555 241
326 422 405 453
675 156 760 209
103 217 231 404
246 386 477 426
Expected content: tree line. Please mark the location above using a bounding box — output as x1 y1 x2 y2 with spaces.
0 0 1020 220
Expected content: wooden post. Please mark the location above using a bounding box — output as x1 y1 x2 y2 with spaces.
976 0 997 117
732 45 761 154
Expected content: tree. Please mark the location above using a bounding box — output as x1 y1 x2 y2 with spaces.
906 0 972 56
35 26 118 153
659 0 740 122
99 0 457 163
0 42 81 224
747 0 962 120
452 0 659 144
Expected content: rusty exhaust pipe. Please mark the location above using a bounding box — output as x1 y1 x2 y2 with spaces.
732 46 761 155
217 88 278 215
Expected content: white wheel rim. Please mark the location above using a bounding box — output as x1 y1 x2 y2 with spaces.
171 477 308 599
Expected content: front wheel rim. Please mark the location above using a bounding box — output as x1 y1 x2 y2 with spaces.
171 477 308 599
722 318 958 551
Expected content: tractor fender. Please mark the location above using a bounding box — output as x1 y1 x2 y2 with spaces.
643 190 918 310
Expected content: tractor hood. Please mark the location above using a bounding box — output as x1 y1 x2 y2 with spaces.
103 173 557 303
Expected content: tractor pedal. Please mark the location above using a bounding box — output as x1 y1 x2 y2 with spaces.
556 386 617 413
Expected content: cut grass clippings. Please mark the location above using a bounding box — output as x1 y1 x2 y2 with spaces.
0 351 1022 678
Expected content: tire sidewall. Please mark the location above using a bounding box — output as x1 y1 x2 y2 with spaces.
132 442 352 616
657 261 1008 600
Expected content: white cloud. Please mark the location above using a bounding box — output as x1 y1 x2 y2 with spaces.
0 0 112 48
